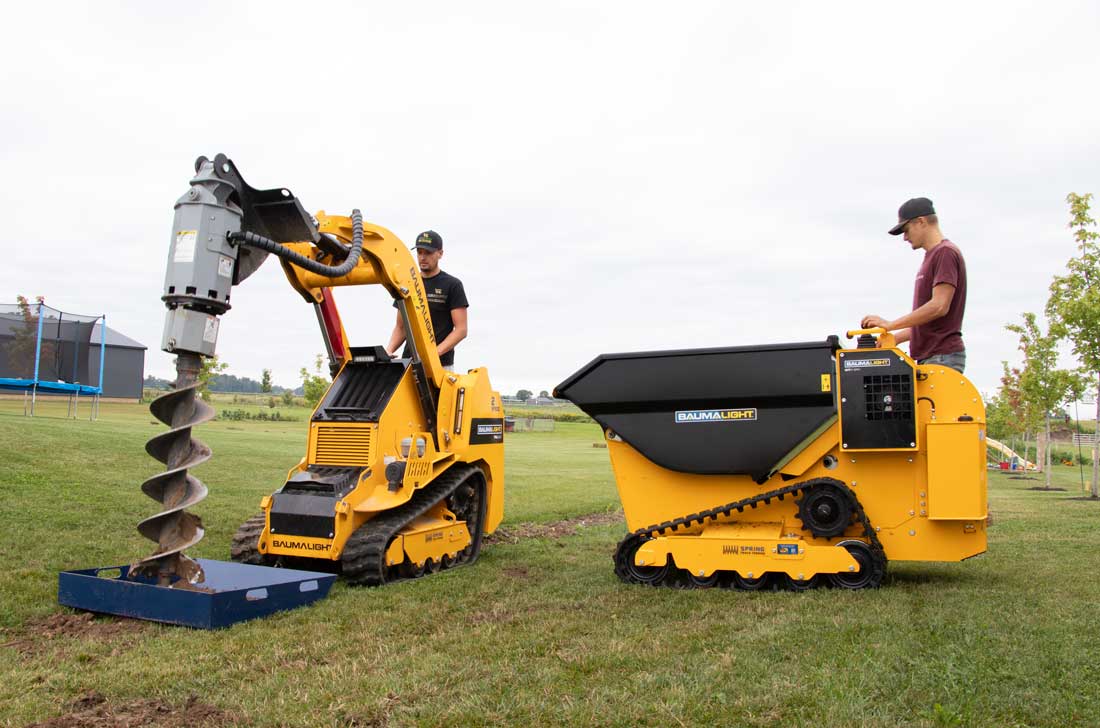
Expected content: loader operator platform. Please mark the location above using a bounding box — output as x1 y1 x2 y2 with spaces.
861 197 967 373
385 230 469 368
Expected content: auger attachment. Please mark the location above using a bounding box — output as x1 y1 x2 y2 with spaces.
57 155 337 627
130 352 212 586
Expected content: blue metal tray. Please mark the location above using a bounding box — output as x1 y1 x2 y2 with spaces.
58 559 336 629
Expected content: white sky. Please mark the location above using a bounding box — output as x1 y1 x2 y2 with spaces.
3 1 1098 400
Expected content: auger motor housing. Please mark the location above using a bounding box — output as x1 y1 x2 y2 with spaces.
160 153 319 357
161 157 244 356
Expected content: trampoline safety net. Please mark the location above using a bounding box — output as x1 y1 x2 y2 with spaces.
0 301 105 389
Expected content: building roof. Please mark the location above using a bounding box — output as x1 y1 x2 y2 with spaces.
90 323 147 350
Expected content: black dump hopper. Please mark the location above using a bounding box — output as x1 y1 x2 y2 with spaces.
555 338 840 482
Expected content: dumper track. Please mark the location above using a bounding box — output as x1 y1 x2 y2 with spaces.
614 477 886 591
340 463 487 586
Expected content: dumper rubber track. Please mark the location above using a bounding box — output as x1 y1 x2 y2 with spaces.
340 463 487 586
613 477 886 591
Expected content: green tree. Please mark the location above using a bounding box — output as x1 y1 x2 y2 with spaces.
1046 192 1100 498
539 390 550 399
261 368 273 393
299 354 329 407
197 355 229 402
8 295 40 379
516 389 533 401
1005 313 1084 488
996 363 1037 464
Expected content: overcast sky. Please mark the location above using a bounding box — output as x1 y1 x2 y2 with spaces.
3 1 1098 401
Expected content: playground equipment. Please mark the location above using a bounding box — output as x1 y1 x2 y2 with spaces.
986 438 1037 471
61 153 503 627
0 301 106 419
556 329 988 591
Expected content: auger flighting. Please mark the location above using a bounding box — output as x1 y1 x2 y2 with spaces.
130 352 212 585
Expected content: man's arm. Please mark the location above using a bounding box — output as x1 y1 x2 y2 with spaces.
384 311 406 356
861 283 956 335
436 307 468 356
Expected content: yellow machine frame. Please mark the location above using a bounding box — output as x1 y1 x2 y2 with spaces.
241 213 504 576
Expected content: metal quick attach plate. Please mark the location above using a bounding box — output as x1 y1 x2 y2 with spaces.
838 351 916 450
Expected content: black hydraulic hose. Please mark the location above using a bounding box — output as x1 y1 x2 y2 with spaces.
228 209 364 277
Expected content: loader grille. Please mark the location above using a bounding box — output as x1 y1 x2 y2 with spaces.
314 362 405 422
313 425 373 466
862 374 913 421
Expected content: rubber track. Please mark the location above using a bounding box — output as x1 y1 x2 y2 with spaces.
340 463 485 586
614 477 887 590
229 513 272 566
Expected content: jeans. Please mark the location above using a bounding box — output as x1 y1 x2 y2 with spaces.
919 350 966 373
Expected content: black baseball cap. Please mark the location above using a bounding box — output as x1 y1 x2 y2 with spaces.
888 197 936 235
414 230 443 251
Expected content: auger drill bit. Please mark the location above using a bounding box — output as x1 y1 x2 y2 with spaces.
130 353 213 586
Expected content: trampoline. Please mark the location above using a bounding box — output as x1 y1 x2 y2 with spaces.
0 300 106 419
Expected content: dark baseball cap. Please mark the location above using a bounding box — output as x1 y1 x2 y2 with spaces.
888 197 936 235
413 230 443 251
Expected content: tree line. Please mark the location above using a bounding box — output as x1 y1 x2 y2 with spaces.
145 371 297 395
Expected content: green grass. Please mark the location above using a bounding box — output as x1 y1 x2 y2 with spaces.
1 398 1099 726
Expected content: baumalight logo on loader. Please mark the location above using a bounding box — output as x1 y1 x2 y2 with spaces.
674 408 757 423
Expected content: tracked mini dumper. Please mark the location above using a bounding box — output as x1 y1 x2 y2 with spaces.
555 331 987 590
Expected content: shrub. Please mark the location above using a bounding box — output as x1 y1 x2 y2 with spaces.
217 409 298 423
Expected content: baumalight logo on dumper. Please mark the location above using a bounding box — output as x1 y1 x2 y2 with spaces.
674 408 757 423
843 357 891 370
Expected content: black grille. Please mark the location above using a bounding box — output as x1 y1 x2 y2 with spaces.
862 374 913 421
314 362 405 422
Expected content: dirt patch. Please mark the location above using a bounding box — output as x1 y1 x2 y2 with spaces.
1066 496 1100 502
484 511 623 545
27 691 235 728
1026 486 1067 492
2 612 150 657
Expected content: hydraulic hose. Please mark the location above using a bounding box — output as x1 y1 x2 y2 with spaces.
229 208 364 277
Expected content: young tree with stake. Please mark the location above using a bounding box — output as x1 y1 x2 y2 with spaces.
1046 192 1100 498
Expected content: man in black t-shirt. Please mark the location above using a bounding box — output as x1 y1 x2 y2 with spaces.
385 230 469 369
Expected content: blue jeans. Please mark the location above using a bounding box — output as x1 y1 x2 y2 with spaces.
919 350 966 373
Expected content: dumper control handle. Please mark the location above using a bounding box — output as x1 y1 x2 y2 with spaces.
845 327 887 338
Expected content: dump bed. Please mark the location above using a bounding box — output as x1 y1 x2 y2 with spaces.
555 338 840 482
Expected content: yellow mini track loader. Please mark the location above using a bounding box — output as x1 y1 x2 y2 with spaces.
137 154 503 588
555 330 987 590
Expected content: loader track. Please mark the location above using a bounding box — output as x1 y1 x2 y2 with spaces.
340 463 487 586
613 477 886 591
229 513 275 566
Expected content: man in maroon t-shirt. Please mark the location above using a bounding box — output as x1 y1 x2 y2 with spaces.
861 197 967 372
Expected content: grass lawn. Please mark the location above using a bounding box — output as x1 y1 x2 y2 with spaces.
1 397 1099 726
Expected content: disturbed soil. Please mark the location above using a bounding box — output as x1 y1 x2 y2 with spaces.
1 612 149 657
25 691 234 728
483 510 623 545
